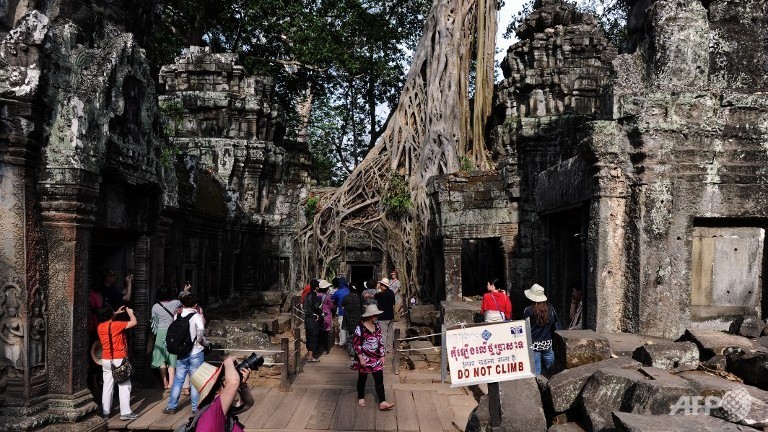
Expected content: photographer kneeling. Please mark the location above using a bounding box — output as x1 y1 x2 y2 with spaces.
180 356 257 431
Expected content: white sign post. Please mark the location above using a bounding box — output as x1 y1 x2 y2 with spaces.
443 319 535 431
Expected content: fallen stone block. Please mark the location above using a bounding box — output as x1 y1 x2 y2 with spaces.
408 340 441 364
466 378 547 432
677 329 753 360
612 412 761 432
548 357 641 412
680 371 768 427
441 301 480 327
276 313 292 333
729 315 766 339
628 367 695 416
753 336 768 351
632 341 699 372
581 368 646 432
465 394 490 432
498 377 548 432
702 354 727 371
554 330 612 369
409 304 439 327
726 349 768 390
547 423 587 432
603 333 671 357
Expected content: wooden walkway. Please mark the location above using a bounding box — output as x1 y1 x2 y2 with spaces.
107 347 477 431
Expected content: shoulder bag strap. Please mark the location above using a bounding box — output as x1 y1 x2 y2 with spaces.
107 322 116 368
490 294 506 321
157 301 174 318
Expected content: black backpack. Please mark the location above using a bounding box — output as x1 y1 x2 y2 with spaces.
165 312 196 356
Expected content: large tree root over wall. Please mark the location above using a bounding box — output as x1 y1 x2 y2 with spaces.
299 0 495 298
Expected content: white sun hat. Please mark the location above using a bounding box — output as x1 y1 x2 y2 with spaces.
524 283 548 303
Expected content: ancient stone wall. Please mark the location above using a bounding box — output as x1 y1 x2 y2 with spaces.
158 47 312 302
427 173 518 306
0 9 173 428
489 0 616 324
0 13 311 429
492 0 768 338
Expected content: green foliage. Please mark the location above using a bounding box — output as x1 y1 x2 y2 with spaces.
153 0 431 183
159 100 185 137
381 174 412 216
159 143 182 168
460 155 474 172
305 196 319 221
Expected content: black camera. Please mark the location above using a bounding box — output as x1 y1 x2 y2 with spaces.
237 353 264 372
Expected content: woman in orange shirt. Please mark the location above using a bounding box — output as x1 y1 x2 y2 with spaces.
480 278 512 322
96 305 138 420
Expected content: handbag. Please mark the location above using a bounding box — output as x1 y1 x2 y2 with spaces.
108 322 134 383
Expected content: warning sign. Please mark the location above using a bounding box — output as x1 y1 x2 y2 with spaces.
443 320 534 387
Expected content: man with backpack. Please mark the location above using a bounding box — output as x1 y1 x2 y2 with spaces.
163 295 210 415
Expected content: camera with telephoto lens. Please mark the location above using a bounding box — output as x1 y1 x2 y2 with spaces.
237 353 264 372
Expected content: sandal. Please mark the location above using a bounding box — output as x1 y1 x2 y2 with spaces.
358 399 366 407
379 402 395 411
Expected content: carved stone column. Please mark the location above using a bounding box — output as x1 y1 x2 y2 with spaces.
38 168 100 421
588 164 630 334
130 234 150 372
443 237 462 300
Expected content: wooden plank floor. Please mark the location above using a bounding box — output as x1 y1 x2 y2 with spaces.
113 345 476 431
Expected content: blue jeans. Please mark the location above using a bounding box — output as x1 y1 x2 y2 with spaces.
166 351 204 411
533 348 555 375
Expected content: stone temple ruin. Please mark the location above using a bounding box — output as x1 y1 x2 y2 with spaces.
1 0 768 429
0 2 310 428
433 0 768 341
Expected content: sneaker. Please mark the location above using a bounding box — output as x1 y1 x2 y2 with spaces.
102 413 110 420
120 412 139 420
162 407 177 415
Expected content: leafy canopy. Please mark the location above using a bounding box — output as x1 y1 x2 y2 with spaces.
154 0 431 185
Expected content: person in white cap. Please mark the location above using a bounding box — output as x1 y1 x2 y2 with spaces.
352 304 395 411
523 283 561 376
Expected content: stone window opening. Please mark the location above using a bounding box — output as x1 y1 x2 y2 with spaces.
460 237 505 298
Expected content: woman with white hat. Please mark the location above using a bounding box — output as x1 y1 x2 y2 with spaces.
352 304 395 411
523 283 561 376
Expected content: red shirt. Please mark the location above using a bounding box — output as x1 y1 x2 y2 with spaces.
97 321 128 359
481 291 512 320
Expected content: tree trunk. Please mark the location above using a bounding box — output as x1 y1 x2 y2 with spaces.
301 0 489 297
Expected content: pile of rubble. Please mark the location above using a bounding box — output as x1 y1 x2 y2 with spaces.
468 316 768 431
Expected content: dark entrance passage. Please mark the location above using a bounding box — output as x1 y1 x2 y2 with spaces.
90 231 136 297
350 264 375 292
542 205 588 326
461 238 505 297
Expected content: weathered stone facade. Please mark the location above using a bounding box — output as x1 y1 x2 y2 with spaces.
158 47 311 303
0 10 310 431
485 0 768 338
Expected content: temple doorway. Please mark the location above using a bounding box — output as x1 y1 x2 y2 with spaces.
542 205 588 325
349 264 375 292
460 237 505 297
90 230 136 297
